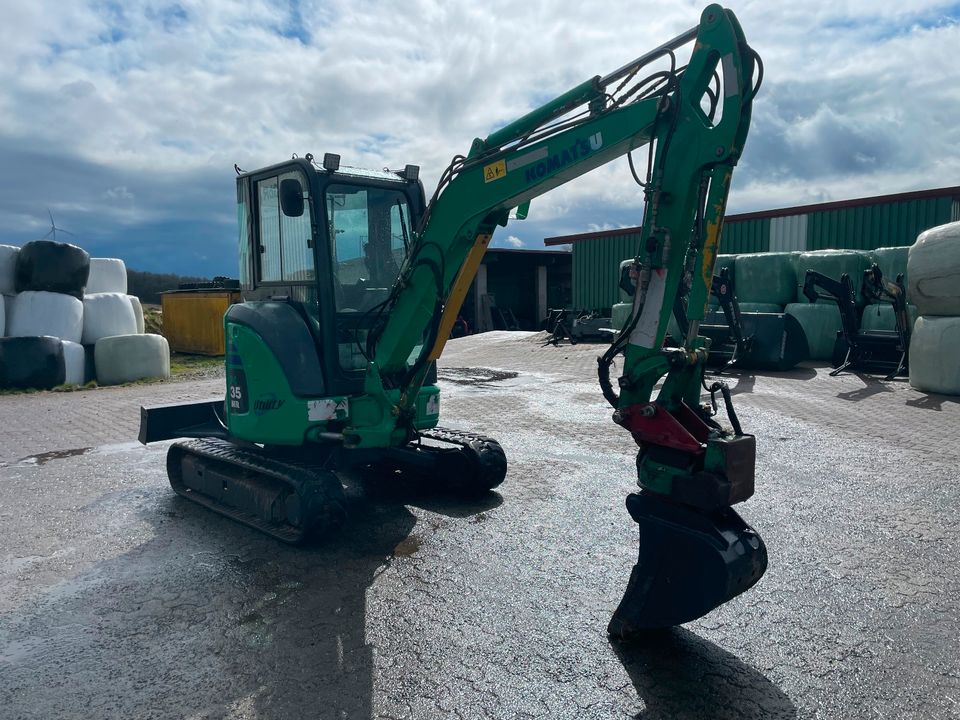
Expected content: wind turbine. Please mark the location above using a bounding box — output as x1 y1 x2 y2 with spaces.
42 209 76 242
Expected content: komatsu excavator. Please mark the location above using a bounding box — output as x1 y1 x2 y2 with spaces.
140 5 767 637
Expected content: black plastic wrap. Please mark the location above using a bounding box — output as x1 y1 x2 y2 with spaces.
0 336 66 389
15 240 90 299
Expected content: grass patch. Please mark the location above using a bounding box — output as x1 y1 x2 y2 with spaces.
52 381 99 392
170 353 222 376
143 304 163 335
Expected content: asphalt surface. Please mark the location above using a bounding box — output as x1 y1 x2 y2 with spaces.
1 331 958 719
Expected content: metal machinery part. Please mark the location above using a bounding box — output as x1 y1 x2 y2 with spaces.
803 264 911 379
699 266 808 370
141 4 767 636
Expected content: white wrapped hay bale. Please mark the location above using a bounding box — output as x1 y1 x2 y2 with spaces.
909 316 960 395
128 295 145 333
86 258 127 294
7 291 83 344
94 333 170 385
61 340 87 385
785 302 843 361
0 245 18 295
82 292 138 345
0 336 66 389
908 221 960 316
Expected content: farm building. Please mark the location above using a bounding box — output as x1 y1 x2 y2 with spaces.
545 185 960 313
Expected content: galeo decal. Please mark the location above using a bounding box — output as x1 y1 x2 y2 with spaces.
254 393 285 416
524 132 603 183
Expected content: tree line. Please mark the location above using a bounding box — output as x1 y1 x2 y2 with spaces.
127 269 211 304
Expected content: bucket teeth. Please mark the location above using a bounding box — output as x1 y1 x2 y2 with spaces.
608 492 767 637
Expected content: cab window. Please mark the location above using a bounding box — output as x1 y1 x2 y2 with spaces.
256 170 315 283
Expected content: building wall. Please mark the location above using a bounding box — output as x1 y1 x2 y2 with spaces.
721 217 769 253
571 232 639 313
723 195 955 252
806 196 952 250
551 186 960 315
769 215 807 252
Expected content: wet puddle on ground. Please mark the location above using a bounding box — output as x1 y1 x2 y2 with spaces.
12 441 146 468
437 367 519 386
16 447 92 466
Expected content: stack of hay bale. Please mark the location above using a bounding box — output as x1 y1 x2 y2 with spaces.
907 222 960 395
0 240 170 390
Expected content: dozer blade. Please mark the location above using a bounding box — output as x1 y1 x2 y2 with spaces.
608 492 767 637
702 312 808 371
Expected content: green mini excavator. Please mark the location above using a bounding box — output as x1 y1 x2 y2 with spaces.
140 5 767 636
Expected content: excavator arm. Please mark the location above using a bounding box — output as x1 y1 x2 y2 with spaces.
351 5 761 451
354 5 768 634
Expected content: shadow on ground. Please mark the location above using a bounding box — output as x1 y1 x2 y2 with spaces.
835 373 900 402
612 628 796 720
905 391 960 411
0 471 499 719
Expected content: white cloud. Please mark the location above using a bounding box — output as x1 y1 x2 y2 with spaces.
0 0 958 267
503 235 524 248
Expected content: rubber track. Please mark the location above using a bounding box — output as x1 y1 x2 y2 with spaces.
419 427 507 493
167 438 345 545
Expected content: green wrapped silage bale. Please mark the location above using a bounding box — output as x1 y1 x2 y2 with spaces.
734 252 798 305
613 301 689 340
785 302 842 361
797 250 871 306
907 221 960 316
860 303 919 332
869 246 909 287
909 316 960 395
611 302 632 331
738 303 783 313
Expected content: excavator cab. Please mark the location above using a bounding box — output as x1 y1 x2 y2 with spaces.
231 156 428 405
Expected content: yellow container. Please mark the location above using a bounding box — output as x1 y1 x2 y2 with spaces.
160 290 241 355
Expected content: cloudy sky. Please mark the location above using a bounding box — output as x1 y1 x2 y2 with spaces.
1 1 958 276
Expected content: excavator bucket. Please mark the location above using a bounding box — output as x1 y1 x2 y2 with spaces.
608 492 768 637
701 312 808 371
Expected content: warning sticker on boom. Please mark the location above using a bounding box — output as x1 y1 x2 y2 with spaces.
483 159 506 183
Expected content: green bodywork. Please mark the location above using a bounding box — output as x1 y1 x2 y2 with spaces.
226 4 760 500
224 323 440 447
